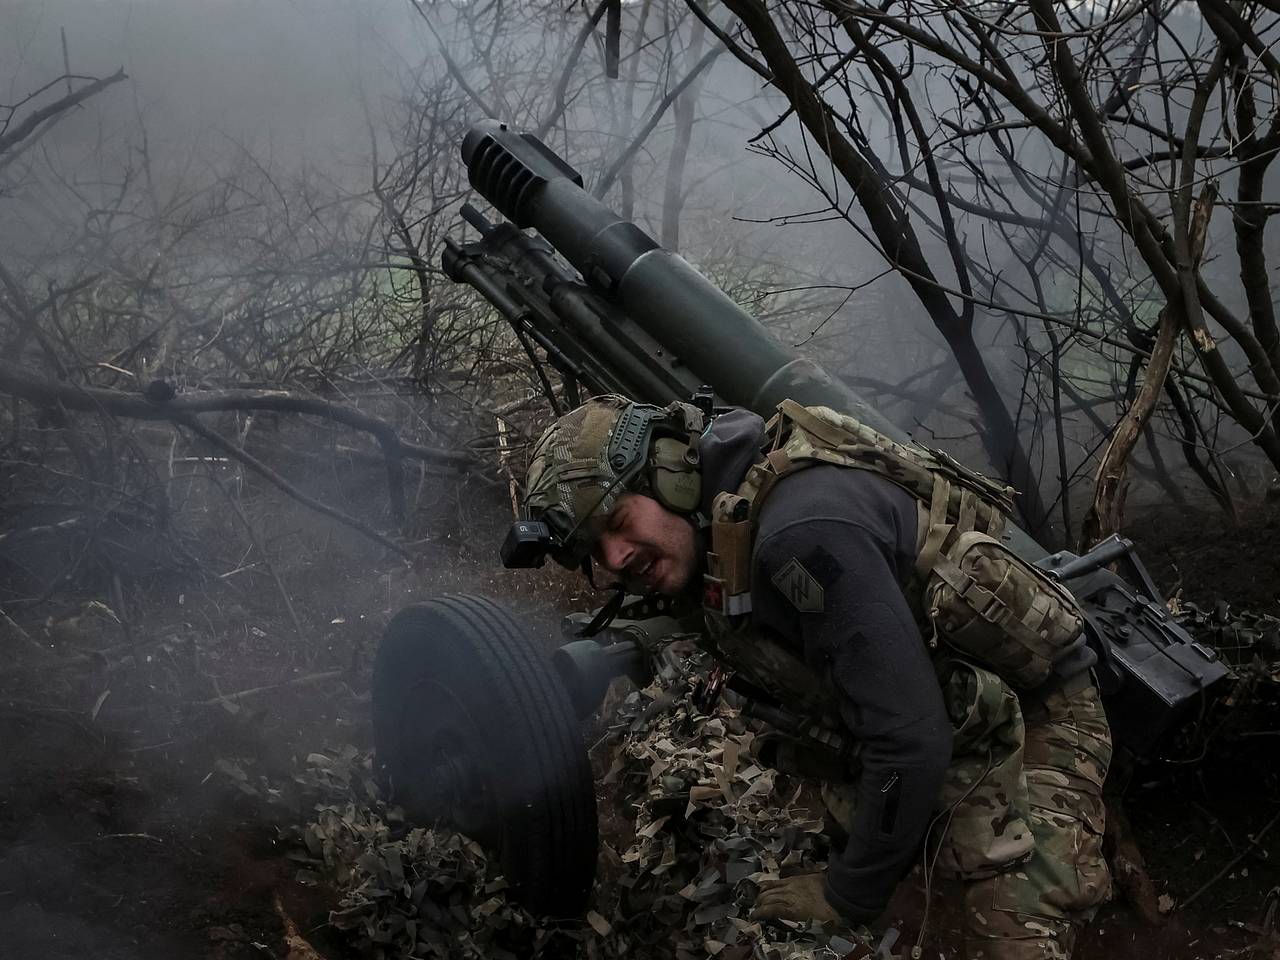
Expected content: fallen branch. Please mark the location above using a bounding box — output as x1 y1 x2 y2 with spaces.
1104 798 1163 926
0 359 470 465
1183 806 1280 909
0 360 474 529
274 893 326 960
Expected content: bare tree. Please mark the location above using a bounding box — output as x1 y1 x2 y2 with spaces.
674 0 1280 539
0 65 504 613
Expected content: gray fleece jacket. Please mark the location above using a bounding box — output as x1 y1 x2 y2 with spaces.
699 409 952 923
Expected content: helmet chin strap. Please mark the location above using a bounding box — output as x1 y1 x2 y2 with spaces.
576 582 627 637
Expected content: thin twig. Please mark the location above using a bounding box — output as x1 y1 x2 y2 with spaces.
81 833 164 844
110 572 141 669
210 471 305 643
0 606 50 657
194 670 344 707
179 416 411 561
1183 807 1280 908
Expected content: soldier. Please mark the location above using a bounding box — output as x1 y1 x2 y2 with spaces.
519 394 1111 960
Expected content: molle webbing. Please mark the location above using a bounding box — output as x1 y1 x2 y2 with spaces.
742 400 1016 548
718 400 1083 690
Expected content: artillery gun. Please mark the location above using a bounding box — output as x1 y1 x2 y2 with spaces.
372 120 1229 918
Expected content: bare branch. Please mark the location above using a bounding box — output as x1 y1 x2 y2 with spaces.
0 68 127 156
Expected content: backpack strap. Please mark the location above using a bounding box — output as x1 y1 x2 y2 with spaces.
749 449 812 519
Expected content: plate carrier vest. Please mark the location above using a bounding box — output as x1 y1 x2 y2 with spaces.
701 400 1085 708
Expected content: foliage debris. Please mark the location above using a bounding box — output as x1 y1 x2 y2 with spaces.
279 670 877 959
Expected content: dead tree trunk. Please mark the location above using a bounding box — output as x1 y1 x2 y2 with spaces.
1081 187 1217 548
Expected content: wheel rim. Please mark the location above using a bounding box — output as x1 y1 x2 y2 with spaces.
396 679 501 849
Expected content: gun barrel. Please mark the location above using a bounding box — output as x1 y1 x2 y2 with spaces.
455 121 1228 760
461 119 893 432
459 119 1046 560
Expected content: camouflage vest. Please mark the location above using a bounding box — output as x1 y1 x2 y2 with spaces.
701 400 1084 706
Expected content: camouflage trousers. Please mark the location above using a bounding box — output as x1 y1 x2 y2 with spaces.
824 660 1112 960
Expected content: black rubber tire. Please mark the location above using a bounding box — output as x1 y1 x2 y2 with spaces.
372 595 597 918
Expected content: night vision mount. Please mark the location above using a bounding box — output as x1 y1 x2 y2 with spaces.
500 519 557 569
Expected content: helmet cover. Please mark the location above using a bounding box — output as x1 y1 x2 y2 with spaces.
523 395 701 567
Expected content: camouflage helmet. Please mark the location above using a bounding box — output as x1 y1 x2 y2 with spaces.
523 394 705 568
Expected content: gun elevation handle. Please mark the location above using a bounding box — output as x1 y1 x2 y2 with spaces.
1050 534 1134 582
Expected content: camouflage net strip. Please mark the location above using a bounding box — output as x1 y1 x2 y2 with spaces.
215 601 1280 959
281 671 877 960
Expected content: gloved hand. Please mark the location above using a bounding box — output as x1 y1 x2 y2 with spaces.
750 872 844 925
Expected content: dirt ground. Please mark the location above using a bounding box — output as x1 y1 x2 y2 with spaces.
2 445 1278 959
0 438 587 960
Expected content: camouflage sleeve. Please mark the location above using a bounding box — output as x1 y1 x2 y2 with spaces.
753 515 952 924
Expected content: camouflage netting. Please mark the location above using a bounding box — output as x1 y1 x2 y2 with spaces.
240 600 1280 960
1170 601 1280 672
283 667 877 960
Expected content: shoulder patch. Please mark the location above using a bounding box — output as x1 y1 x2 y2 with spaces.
802 544 843 589
771 557 825 614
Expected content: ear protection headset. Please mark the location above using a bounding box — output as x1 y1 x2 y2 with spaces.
504 396 710 574
606 401 704 515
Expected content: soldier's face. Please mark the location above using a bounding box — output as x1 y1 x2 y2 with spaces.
590 493 697 595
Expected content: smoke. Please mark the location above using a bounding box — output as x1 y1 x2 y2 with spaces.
0 1 918 378
2 1 410 157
